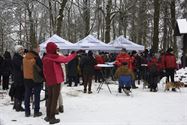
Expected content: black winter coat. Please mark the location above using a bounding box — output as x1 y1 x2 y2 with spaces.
12 53 24 86
67 56 78 76
0 56 3 75
1 58 12 76
80 55 97 76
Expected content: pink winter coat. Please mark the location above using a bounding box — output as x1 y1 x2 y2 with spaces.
42 42 77 86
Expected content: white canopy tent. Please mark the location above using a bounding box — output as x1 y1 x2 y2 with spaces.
109 35 145 51
74 35 119 51
39 34 76 51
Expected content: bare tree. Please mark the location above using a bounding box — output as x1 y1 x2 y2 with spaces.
152 0 160 53
56 0 68 36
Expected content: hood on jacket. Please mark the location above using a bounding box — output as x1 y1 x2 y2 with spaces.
46 42 58 54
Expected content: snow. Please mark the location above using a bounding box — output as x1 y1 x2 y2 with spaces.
0 70 187 125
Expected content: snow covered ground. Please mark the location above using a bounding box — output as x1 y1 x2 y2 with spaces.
0 78 187 125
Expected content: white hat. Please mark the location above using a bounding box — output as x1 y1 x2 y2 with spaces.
14 45 23 53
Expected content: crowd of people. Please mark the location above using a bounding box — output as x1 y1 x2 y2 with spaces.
0 41 182 124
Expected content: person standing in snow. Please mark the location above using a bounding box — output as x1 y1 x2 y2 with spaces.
55 48 66 114
80 50 97 94
12 45 25 112
164 48 177 91
1 51 12 90
42 42 77 124
147 53 159 92
23 46 43 117
67 51 79 87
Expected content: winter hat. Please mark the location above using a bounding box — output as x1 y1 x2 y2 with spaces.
14 45 24 53
121 48 127 52
131 50 137 55
46 42 58 54
88 50 93 56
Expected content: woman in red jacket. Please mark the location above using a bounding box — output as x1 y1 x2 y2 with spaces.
164 48 177 91
42 42 77 124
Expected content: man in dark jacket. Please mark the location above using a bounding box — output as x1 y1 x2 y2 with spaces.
80 51 97 94
2 51 12 90
67 51 79 87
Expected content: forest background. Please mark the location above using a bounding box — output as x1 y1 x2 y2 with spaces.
0 0 186 55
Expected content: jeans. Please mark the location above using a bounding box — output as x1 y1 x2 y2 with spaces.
24 79 42 114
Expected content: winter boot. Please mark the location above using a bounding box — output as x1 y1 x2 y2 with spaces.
88 91 93 94
34 112 42 117
44 116 50 122
14 99 20 112
49 118 60 124
118 87 122 93
58 105 64 113
17 100 25 112
25 112 31 117
172 88 176 92
83 89 87 93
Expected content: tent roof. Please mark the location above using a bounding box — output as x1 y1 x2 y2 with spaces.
175 19 187 35
40 34 75 50
74 35 118 50
109 35 145 51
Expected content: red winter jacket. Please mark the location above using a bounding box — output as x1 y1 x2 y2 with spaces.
158 54 165 70
164 53 177 69
115 53 132 70
42 42 77 86
95 55 105 70
147 57 160 71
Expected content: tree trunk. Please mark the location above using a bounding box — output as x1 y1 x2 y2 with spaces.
27 3 37 49
170 0 177 54
129 5 136 42
96 0 101 39
105 0 112 43
162 1 168 51
183 35 187 67
0 25 4 54
83 0 90 36
152 0 160 53
56 0 68 36
48 0 55 35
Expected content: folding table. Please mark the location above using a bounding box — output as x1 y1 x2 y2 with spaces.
96 64 114 93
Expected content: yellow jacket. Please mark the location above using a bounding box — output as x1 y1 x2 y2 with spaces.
114 65 135 80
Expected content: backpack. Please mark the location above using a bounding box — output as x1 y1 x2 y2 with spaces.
33 63 43 83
